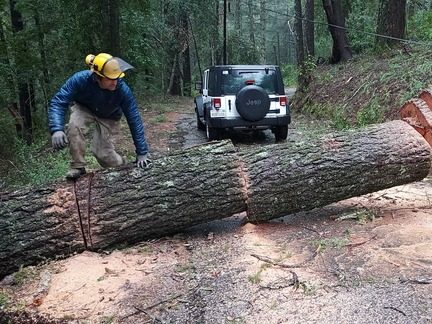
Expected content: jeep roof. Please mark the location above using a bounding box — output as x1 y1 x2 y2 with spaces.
203 65 285 96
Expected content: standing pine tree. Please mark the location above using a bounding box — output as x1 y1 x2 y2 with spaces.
376 0 407 48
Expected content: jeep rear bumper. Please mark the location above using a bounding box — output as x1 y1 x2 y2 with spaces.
207 115 291 129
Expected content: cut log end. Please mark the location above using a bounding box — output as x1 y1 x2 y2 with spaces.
401 90 432 147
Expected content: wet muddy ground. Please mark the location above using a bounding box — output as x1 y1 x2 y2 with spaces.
1 97 431 323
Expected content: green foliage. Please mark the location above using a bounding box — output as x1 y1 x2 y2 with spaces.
331 106 351 130
356 99 384 126
0 113 18 158
314 34 332 60
2 137 69 189
346 1 378 54
13 265 35 285
313 237 348 252
301 47 432 127
150 113 167 123
281 64 298 87
101 315 115 324
2 0 432 189
408 10 432 41
247 264 270 285
227 33 260 65
335 208 378 223
0 292 9 307
304 103 351 130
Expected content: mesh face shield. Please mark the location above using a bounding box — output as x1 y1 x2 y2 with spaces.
100 57 134 79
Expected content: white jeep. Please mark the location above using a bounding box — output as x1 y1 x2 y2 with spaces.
194 65 291 141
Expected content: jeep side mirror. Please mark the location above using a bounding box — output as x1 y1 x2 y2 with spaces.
195 81 203 93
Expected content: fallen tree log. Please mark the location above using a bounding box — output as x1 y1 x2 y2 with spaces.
242 120 431 221
0 120 431 278
0 141 247 278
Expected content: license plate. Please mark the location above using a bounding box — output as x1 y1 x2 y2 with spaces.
211 110 225 118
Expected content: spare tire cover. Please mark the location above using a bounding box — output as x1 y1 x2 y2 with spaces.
235 85 270 122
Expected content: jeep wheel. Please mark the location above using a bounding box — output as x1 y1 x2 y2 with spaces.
206 123 220 141
274 125 288 142
236 85 270 122
196 109 205 131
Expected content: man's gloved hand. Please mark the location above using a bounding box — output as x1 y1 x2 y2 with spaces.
52 131 69 150
136 153 152 168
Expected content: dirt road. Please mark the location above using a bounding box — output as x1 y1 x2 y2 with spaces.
1 98 431 323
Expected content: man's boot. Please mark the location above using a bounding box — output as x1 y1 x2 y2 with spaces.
66 168 86 180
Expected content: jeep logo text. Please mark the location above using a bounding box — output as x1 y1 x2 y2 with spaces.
246 99 261 106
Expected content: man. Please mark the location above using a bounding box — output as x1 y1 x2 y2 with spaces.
48 53 151 180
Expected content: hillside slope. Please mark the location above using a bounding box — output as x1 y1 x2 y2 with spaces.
293 48 432 129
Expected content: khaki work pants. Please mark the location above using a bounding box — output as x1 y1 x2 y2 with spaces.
67 103 124 169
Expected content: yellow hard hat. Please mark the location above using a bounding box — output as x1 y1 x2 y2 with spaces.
85 53 134 79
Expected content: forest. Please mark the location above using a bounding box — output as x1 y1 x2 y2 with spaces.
1 2 432 322
1 0 432 188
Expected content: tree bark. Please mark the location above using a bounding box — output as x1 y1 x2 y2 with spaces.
305 0 315 57
0 121 431 278
322 0 353 63
295 0 308 91
294 0 305 64
235 0 241 32
259 0 267 63
376 0 406 47
108 0 121 56
181 10 191 97
33 8 50 108
166 53 180 95
242 120 431 221
9 0 34 144
247 0 256 54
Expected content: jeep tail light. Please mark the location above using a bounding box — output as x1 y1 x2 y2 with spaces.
245 79 255 85
212 98 221 109
279 96 288 106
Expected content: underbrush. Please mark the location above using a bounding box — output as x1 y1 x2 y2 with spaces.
0 137 70 189
295 47 432 128
281 64 298 87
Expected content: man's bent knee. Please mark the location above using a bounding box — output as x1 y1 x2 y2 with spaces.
94 152 124 168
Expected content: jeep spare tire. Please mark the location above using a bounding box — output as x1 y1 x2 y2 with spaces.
235 85 270 122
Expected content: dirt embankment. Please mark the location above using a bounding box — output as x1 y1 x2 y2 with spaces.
1 97 431 324
293 49 432 127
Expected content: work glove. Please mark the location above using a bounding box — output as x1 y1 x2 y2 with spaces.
136 153 152 168
52 131 69 150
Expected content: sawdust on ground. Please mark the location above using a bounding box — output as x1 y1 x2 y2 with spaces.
1 97 431 324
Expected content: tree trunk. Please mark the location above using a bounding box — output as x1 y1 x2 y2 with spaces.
247 0 256 53
214 0 221 65
10 0 34 144
235 0 241 32
33 8 50 108
376 0 407 48
0 121 431 278
322 0 353 63
108 0 121 56
181 11 191 97
305 0 315 57
166 53 181 95
259 0 267 63
294 0 307 90
294 0 305 65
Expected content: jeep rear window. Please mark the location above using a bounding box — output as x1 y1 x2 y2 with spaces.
221 69 277 95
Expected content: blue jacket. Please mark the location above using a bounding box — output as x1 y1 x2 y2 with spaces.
48 70 148 155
